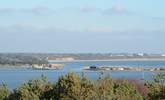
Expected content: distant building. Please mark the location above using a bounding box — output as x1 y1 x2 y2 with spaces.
111 67 124 71
90 65 98 69
118 67 124 70
137 53 144 56
161 54 165 57
55 57 74 61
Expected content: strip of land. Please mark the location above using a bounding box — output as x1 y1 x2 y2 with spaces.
48 58 165 62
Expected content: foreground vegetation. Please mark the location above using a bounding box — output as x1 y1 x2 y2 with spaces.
0 73 165 100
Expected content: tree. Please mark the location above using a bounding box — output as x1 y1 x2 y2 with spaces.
114 79 143 100
4 72 165 100
147 73 165 99
94 76 115 100
55 72 81 100
129 80 149 99
79 73 95 100
0 83 9 100
9 75 53 100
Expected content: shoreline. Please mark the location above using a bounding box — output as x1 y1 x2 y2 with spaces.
49 58 165 62
83 70 165 73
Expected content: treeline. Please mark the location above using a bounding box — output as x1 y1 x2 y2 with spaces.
0 73 165 100
0 53 48 65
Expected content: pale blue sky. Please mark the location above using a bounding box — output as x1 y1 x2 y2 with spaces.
0 0 165 53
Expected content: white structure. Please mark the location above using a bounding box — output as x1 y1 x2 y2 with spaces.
137 53 144 56
161 54 165 57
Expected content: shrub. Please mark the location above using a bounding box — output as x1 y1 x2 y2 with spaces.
0 83 9 100
114 79 143 100
9 75 53 100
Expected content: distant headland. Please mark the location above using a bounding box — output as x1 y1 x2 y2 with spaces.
0 53 165 66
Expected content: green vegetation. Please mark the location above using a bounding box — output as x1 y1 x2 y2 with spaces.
0 83 9 100
0 53 48 66
0 73 165 100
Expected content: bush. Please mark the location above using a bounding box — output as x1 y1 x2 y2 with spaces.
0 83 9 100
146 73 165 99
114 79 143 100
94 76 114 100
9 75 53 100
1 72 165 100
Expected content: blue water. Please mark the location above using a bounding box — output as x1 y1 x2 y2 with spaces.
0 60 165 89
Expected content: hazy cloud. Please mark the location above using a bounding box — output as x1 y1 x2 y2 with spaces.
102 4 133 15
0 25 165 53
0 8 15 14
84 27 112 33
80 6 101 13
0 6 55 15
0 5 164 22
1 24 165 35
76 4 134 16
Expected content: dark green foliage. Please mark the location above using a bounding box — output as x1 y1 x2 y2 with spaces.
54 72 95 100
9 75 53 100
129 80 149 99
0 53 48 65
153 73 165 84
146 73 165 100
0 83 9 100
79 76 95 100
55 72 81 99
1 72 165 100
94 76 114 100
114 79 143 100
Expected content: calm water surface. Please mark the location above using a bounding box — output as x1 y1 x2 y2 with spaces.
0 60 165 89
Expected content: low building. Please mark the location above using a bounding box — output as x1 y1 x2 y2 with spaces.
111 67 124 71
90 65 98 69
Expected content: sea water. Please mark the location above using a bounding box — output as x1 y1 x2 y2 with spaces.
0 60 165 89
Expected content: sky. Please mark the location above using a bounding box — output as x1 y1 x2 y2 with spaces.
0 0 165 53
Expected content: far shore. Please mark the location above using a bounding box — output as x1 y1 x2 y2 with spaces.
49 58 165 62
0 65 29 69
